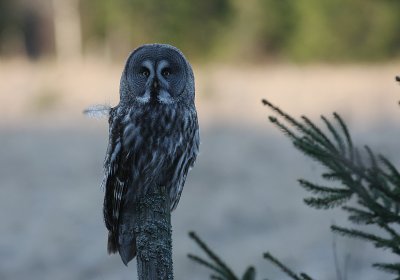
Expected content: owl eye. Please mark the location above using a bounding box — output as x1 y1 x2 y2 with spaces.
162 69 171 77
141 68 150 77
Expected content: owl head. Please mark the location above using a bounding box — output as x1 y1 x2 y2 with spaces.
119 44 195 106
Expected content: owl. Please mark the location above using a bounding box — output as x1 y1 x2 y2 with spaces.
89 44 199 265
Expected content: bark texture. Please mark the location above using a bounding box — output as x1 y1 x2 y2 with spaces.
136 185 173 280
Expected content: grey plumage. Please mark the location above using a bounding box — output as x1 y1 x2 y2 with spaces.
83 104 111 119
101 44 199 265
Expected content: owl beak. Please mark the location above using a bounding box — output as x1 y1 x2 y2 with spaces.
152 79 159 91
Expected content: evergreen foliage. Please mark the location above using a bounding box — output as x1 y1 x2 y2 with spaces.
189 78 400 279
188 232 256 280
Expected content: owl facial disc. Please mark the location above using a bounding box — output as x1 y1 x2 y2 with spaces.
134 59 174 104
120 44 191 106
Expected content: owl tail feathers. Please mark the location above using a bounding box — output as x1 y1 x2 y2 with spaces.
107 231 137 265
107 232 118 254
118 230 137 266
118 243 137 266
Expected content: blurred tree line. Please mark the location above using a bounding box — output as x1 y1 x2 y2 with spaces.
1 0 400 62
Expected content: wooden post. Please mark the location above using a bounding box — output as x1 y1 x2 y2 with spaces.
136 185 174 279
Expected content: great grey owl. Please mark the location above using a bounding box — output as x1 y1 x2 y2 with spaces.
89 44 199 265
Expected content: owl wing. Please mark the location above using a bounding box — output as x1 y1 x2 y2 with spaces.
170 115 200 211
102 107 128 254
103 107 142 264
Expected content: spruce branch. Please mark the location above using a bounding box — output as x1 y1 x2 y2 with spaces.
397 76 400 105
299 273 314 280
242 267 256 280
188 231 241 280
189 94 400 280
263 252 314 280
298 179 350 195
262 98 400 275
331 225 399 251
320 115 346 154
268 116 297 139
333 112 354 159
342 206 377 224
211 275 227 280
301 115 337 152
262 98 400 218
303 193 352 209
188 254 229 277
373 262 400 274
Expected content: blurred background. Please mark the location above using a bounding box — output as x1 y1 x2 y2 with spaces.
1 0 400 279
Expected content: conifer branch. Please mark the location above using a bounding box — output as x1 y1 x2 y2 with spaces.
211 275 227 280
189 94 400 279
299 273 314 280
298 179 349 195
321 115 346 154
262 98 400 276
188 232 257 280
331 225 398 251
188 254 229 277
397 76 400 105
188 231 240 280
301 115 337 152
373 262 400 274
241 267 256 280
333 112 353 158
263 252 314 280
342 206 377 224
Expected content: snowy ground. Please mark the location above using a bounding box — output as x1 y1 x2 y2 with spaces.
0 62 399 279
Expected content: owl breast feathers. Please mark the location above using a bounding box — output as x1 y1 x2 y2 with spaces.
102 44 199 265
